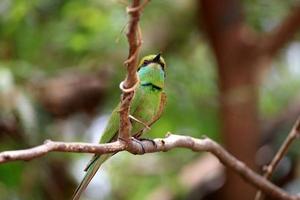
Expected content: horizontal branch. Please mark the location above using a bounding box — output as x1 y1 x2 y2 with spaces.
0 134 298 200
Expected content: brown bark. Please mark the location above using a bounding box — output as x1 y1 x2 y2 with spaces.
118 0 142 142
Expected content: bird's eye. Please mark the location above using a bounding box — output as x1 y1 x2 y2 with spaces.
143 60 150 65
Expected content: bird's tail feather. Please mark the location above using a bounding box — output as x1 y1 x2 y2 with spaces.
72 154 112 200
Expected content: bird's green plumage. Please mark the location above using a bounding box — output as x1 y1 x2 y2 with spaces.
72 54 167 200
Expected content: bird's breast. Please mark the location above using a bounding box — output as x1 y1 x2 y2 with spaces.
130 87 162 134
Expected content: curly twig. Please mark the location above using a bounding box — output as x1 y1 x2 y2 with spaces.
118 0 145 142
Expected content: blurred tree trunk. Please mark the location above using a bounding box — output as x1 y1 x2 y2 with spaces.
200 1 259 199
199 0 300 199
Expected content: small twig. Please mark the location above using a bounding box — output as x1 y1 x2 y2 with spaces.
255 117 300 200
118 0 145 142
129 115 151 130
0 134 298 200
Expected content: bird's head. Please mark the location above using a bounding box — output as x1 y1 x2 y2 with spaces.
137 53 166 90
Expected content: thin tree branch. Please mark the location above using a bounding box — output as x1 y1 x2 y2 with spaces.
118 0 144 141
262 4 300 57
0 134 299 200
263 117 300 179
255 117 300 200
123 0 142 88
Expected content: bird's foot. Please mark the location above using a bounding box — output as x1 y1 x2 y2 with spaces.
130 137 146 154
139 138 157 148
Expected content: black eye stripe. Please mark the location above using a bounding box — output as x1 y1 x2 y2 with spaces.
137 59 165 71
143 60 150 65
159 61 165 69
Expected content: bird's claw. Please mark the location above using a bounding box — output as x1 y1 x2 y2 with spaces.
130 137 146 154
139 138 157 148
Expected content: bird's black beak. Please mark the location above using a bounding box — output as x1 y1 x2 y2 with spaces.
153 53 161 63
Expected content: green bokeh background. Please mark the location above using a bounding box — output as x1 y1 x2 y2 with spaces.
0 0 299 199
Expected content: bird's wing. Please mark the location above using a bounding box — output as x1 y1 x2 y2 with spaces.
99 105 121 144
72 109 120 200
73 91 144 200
148 91 167 126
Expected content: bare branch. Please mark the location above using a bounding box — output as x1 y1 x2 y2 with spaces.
0 134 299 200
0 140 125 163
255 117 300 200
262 4 300 57
123 0 142 88
118 0 144 141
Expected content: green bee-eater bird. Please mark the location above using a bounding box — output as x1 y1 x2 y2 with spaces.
72 53 167 200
